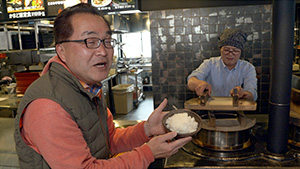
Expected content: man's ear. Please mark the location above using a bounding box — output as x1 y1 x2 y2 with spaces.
55 44 66 62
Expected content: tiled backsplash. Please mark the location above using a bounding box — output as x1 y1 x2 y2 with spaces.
150 5 272 113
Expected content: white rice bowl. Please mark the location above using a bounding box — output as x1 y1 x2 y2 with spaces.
165 112 198 134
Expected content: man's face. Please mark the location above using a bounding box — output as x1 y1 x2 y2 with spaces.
56 13 113 85
220 45 241 70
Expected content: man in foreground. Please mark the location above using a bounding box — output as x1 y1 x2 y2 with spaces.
14 3 191 169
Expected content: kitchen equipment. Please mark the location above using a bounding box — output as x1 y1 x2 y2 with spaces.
184 96 257 151
100 118 300 168
232 88 239 107
162 109 202 138
184 97 257 111
199 90 210 106
162 117 300 168
193 112 256 151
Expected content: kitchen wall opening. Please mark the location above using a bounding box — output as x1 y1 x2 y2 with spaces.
118 31 152 59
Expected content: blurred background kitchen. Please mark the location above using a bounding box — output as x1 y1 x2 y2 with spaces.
1 0 300 168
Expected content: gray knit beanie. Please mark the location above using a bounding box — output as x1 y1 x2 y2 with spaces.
218 29 247 50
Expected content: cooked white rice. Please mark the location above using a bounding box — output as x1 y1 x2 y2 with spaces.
165 113 198 134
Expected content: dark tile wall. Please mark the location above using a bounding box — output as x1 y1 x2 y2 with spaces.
149 5 272 113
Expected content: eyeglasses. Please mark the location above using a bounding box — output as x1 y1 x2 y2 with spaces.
222 47 241 55
58 37 117 49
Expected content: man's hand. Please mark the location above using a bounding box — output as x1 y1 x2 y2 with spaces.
144 98 168 137
194 82 211 96
230 86 254 101
187 77 211 96
144 98 192 159
147 132 192 159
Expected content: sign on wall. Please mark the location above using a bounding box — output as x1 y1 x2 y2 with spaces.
91 0 138 12
47 0 87 16
1 0 139 21
6 0 46 19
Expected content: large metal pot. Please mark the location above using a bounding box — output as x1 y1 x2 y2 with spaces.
192 112 256 151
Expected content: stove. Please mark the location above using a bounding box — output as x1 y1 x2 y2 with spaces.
149 114 300 168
